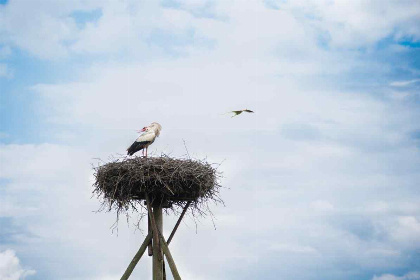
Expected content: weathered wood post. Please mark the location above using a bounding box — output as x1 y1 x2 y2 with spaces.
148 216 153 256
152 205 164 280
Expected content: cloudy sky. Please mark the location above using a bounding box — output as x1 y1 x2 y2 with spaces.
1 0 420 279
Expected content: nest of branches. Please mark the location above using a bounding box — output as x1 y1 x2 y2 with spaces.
93 155 223 223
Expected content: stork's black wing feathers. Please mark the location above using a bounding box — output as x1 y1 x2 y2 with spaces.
127 141 151 156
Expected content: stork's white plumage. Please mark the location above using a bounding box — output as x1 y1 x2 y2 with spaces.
127 122 162 157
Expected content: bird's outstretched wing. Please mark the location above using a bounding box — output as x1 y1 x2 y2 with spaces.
230 110 243 117
226 109 255 117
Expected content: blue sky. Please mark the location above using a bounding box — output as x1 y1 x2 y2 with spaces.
1 1 420 280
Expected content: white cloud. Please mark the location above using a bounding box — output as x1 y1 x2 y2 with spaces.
0 1 79 59
0 0 418 61
0 250 35 280
372 271 420 280
390 79 420 87
0 144 84 182
0 0 218 59
0 0 104 59
270 243 318 254
0 143 152 279
279 0 420 48
310 200 334 211
389 216 420 247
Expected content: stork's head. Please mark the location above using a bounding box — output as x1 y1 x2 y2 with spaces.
150 122 162 136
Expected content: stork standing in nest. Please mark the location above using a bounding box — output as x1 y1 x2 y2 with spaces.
127 122 162 157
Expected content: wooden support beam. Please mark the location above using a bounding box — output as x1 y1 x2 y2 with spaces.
163 261 167 280
148 215 153 256
167 201 191 245
120 233 152 280
159 232 182 280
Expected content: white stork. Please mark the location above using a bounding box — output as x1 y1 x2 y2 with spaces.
127 122 162 157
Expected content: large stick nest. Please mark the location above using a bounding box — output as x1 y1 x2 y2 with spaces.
93 155 223 222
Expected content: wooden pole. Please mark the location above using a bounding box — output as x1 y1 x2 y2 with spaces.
167 201 191 245
159 232 182 280
120 233 152 280
145 195 164 280
153 205 164 280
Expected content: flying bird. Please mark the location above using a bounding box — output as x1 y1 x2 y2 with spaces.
127 122 162 157
228 109 254 118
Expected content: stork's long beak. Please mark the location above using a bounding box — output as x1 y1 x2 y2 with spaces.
137 127 147 133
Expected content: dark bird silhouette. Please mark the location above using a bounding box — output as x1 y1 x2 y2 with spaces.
228 109 254 117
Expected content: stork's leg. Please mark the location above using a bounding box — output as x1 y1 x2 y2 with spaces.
146 147 148 157
142 149 144 157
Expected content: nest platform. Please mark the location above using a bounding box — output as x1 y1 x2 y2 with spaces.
93 155 222 214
